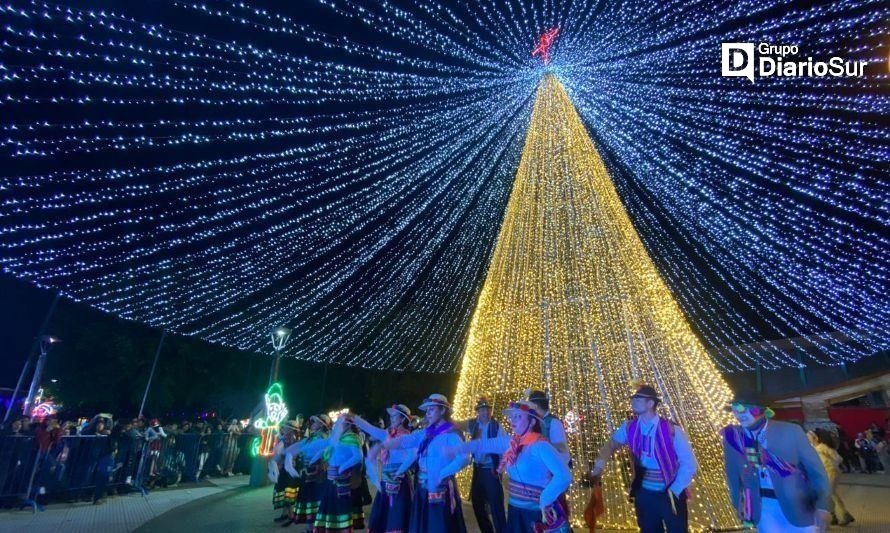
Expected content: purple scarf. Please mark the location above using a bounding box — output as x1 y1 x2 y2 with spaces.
417 421 455 458
627 417 679 487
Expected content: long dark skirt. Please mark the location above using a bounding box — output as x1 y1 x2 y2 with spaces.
506 505 541 533
409 477 466 533
293 476 323 524
368 473 413 533
350 486 367 530
273 467 300 509
313 478 356 532
506 504 572 533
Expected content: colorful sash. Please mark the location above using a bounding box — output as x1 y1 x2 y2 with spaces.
627 417 679 489
426 476 459 513
722 425 796 478
382 463 411 506
510 481 570 531
328 464 355 498
508 479 544 507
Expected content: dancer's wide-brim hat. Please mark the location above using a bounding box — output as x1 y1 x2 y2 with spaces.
282 420 301 432
418 394 451 412
386 404 412 420
311 414 332 429
503 400 544 421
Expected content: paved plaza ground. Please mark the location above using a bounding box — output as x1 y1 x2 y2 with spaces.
1 473 887 532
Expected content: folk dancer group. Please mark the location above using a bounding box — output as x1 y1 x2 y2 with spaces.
265 384 833 533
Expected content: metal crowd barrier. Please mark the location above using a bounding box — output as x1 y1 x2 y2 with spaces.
0 432 254 512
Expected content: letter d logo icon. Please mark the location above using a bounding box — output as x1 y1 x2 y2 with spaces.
722 43 755 83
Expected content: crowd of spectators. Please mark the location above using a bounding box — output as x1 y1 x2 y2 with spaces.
811 420 890 475
0 411 253 507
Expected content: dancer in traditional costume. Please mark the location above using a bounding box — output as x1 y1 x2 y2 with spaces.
384 393 469 533
351 405 416 533
455 397 507 533
457 400 572 533
722 390 831 532
272 420 303 523
591 384 698 533
304 416 365 532
349 429 371 530
283 414 332 527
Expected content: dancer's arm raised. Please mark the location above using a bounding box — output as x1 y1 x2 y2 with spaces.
350 414 387 443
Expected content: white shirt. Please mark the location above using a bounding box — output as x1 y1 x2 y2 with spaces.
465 436 572 509
612 417 697 494
389 424 469 491
467 419 507 465
544 413 570 464
354 418 416 469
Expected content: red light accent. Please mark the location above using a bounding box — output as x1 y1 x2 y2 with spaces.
532 27 559 65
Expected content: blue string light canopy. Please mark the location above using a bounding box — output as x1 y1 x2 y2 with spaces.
0 0 886 371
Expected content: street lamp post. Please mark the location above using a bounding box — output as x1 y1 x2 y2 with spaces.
269 326 292 385
22 335 59 416
250 326 292 488
138 330 167 419
3 293 60 427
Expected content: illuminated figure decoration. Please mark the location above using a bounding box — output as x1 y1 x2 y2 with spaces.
531 27 559 65
327 408 350 424
454 75 738 530
31 401 57 419
252 382 289 457
563 409 582 435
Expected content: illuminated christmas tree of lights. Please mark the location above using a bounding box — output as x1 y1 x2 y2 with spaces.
0 1 886 371
454 73 738 530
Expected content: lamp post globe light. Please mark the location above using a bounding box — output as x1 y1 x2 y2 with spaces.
269 327 292 385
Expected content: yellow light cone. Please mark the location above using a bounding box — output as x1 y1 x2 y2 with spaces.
454 74 739 530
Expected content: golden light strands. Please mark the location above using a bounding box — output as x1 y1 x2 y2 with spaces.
454 74 738 530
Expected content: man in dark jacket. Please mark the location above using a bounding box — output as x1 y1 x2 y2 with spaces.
722 390 831 532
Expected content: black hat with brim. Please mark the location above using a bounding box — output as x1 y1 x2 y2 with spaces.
527 390 548 402
475 397 492 410
630 385 660 401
